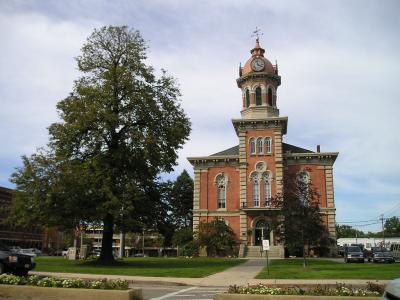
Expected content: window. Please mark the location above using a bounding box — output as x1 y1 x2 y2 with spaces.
255 87 262 106
217 175 226 209
257 138 263 154
268 87 273 106
245 89 250 108
296 172 309 205
252 173 260 207
265 137 272 153
263 172 271 207
250 138 256 155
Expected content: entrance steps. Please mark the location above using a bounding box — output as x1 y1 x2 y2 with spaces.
239 244 284 258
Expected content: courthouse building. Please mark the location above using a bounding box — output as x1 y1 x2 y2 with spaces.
188 38 338 257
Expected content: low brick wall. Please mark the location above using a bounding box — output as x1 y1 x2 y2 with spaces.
0 285 142 300
214 294 379 300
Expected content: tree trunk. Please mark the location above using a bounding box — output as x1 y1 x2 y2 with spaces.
119 231 125 258
100 213 115 264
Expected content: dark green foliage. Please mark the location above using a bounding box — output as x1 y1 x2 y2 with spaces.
9 26 191 263
384 216 400 237
197 219 236 256
336 224 367 239
278 171 330 260
181 241 199 257
170 170 193 228
172 226 193 247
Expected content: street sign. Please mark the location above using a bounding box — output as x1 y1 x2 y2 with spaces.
262 239 270 251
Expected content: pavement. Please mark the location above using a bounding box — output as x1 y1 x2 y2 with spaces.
31 259 390 288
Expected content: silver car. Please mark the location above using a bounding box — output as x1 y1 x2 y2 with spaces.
381 278 400 300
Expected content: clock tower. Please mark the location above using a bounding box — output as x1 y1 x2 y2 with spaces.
188 36 338 258
233 37 287 246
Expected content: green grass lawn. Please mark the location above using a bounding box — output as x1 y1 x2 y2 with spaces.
256 259 400 280
34 257 245 278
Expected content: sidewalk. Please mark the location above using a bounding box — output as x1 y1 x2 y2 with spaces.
31 259 390 288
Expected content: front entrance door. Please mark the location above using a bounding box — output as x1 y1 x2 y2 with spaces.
254 219 269 246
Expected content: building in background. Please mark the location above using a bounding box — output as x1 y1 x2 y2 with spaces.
0 186 45 249
188 37 338 258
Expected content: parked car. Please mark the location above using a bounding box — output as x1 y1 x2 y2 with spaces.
381 278 400 300
366 247 388 262
344 246 364 263
373 250 395 263
0 243 36 276
9 246 21 253
18 249 37 257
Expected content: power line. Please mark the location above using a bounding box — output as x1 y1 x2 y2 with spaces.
377 202 400 219
337 219 379 224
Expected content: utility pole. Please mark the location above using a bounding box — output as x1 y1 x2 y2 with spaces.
380 214 385 246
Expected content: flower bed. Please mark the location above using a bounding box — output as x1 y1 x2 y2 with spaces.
227 282 383 297
0 274 129 290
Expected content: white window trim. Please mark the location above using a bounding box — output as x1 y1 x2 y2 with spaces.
251 173 260 207
265 137 272 154
249 138 256 155
215 173 227 210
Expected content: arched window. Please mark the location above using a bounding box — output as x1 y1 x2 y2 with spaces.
216 174 226 209
263 172 271 207
250 138 256 155
265 137 272 153
257 138 263 154
255 87 262 106
245 89 250 108
268 87 273 106
296 172 309 205
252 173 260 207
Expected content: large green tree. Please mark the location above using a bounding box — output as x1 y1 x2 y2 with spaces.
170 170 193 228
278 171 330 265
384 216 400 237
336 224 367 239
10 26 191 263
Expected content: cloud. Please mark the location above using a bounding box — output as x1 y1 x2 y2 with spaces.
0 0 399 230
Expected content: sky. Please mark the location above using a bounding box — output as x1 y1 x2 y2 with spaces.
0 0 399 232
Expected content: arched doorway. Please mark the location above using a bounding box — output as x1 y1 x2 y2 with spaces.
253 219 270 246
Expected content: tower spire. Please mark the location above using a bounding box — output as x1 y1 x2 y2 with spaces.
250 27 265 57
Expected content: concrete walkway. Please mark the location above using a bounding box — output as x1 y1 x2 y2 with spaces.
198 259 266 286
31 259 390 288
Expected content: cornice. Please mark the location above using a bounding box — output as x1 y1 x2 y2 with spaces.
231 117 288 135
284 152 339 164
187 155 239 167
236 73 281 87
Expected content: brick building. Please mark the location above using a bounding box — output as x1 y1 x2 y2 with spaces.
0 186 45 249
188 38 338 257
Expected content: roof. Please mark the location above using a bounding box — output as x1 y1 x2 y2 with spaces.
209 143 313 157
282 143 314 154
210 145 239 156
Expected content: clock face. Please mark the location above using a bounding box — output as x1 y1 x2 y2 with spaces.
251 58 265 71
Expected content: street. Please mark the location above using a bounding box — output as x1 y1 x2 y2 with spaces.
133 284 227 300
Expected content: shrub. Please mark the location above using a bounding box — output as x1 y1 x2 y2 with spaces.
0 274 128 290
228 283 382 297
197 219 236 256
181 241 199 257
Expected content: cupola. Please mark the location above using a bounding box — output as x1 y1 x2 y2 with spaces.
237 37 281 120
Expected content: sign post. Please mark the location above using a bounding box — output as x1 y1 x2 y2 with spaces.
262 239 270 275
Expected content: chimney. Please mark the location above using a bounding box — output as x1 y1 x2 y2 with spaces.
317 145 320 153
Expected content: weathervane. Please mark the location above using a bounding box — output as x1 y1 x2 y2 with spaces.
251 27 263 40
